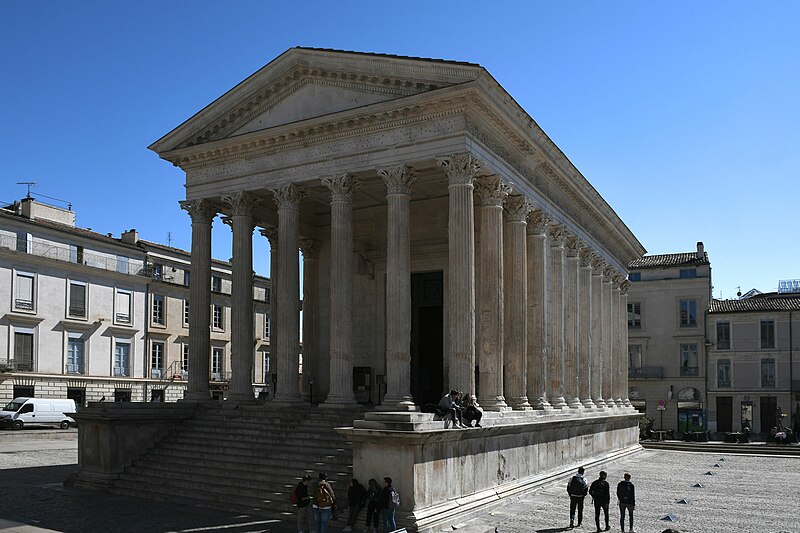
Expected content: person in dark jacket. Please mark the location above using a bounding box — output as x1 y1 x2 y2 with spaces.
461 393 483 427
343 478 367 532
616 472 636 533
588 470 610 532
567 466 589 528
364 478 381 533
295 474 314 533
379 476 397 533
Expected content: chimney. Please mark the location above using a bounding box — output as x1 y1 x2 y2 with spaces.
121 229 138 244
696 241 704 260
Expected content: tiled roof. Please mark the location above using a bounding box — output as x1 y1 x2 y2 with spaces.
629 252 709 269
710 293 800 313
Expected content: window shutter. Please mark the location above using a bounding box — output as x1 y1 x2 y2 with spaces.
14 333 34 365
116 291 131 322
70 283 86 316
16 274 33 303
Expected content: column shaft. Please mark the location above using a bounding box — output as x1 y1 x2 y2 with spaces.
526 211 551 410
564 238 582 409
503 196 532 410
602 269 616 407
300 240 320 403
379 166 417 410
271 184 303 403
180 199 215 401
260 228 279 397
322 175 359 406
579 249 595 408
547 224 567 409
620 282 632 407
591 258 606 408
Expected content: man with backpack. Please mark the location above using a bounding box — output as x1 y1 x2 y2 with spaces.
588 470 610 532
616 472 636 533
380 476 400 533
294 474 314 533
312 472 336 533
566 466 589 528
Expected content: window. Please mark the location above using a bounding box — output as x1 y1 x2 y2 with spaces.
628 272 641 282
680 299 697 327
183 300 190 327
680 343 699 376
114 341 130 376
212 347 223 380
67 337 85 374
69 245 84 264
13 331 34 371
263 352 270 383
679 268 697 279
627 302 641 328
265 287 271 303
16 232 32 253
265 316 271 339
211 276 222 293
761 358 776 388
181 344 189 372
14 271 35 311
116 255 129 274
212 305 223 330
628 344 642 370
115 289 132 324
716 321 730 350
152 263 163 280
152 294 165 326
760 320 775 349
68 281 87 318
717 358 731 388
114 389 132 402
151 342 164 378
183 270 190 287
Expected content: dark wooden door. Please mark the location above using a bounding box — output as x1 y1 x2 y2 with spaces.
716 396 732 433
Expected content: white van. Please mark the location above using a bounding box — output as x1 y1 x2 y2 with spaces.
0 397 76 430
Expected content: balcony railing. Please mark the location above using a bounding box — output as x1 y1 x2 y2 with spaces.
115 313 131 324
717 380 731 388
211 371 231 382
68 305 86 318
66 363 84 374
680 366 699 377
0 359 34 372
113 367 129 377
151 368 163 379
762 378 775 388
628 366 663 379
0 234 146 276
14 299 34 311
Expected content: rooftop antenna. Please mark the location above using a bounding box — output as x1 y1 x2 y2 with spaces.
167 231 173 247
17 181 36 198
736 286 742 297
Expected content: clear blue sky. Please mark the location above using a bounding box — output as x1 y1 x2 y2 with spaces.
2 2 798 298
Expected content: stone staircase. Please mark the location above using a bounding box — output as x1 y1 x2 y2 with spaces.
111 403 364 528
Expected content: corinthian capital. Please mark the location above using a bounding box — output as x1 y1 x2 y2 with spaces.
300 239 321 259
378 165 417 195
474 176 511 207
591 255 605 272
526 209 550 235
221 191 260 217
322 174 360 203
565 235 582 257
271 183 306 210
180 198 218 223
259 226 279 248
547 224 567 247
437 153 482 185
503 195 532 222
602 265 615 281
620 280 631 294
579 247 594 268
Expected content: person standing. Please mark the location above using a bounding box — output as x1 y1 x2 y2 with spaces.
343 478 367 532
616 472 636 533
588 470 610 532
364 478 382 533
312 472 336 533
380 476 398 533
295 474 314 533
567 466 589 528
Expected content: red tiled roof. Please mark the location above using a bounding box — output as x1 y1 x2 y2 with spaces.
629 252 709 269
710 293 800 313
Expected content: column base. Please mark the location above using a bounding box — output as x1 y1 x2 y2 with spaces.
321 393 359 408
581 398 597 409
550 395 568 409
615 397 625 409
272 392 303 403
509 396 533 410
481 396 511 412
567 396 584 409
223 394 258 406
532 396 553 411
181 390 213 403
593 397 607 409
376 396 419 412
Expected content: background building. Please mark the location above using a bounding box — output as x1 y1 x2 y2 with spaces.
627 242 711 432
706 287 800 436
0 197 271 405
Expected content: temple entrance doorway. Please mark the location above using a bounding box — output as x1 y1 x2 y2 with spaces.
410 271 444 406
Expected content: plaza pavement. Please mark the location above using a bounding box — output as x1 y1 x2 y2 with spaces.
1 429 799 533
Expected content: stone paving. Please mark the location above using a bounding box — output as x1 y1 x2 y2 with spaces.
1 429 799 533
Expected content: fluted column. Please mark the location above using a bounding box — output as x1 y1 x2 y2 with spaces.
180 199 216 401
475 176 510 411
503 195 532 410
526 210 551 410
322 174 359 407
579 248 596 409
611 274 623 407
590 256 606 408
259 227 279 395
378 165 417 410
564 236 583 409
300 239 320 403
221 192 260 401
620 280 632 407
602 266 616 407
438 155 479 397
270 184 304 403
547 224 568 409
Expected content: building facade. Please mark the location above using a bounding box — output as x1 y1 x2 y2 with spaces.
706 290 800 435
626 242 712 432
0 197 271 405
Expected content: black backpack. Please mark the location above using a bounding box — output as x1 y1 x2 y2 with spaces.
567 475 587 496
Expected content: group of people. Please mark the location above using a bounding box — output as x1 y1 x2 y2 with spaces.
566 467 636 533
294 473 400 533
437 389 483 428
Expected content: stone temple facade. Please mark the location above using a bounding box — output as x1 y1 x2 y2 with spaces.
147 47 645 531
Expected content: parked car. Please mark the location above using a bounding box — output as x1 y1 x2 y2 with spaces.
0 397 76 430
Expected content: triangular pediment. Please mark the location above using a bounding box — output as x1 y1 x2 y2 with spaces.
232 80 401 136
150 47 485 153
